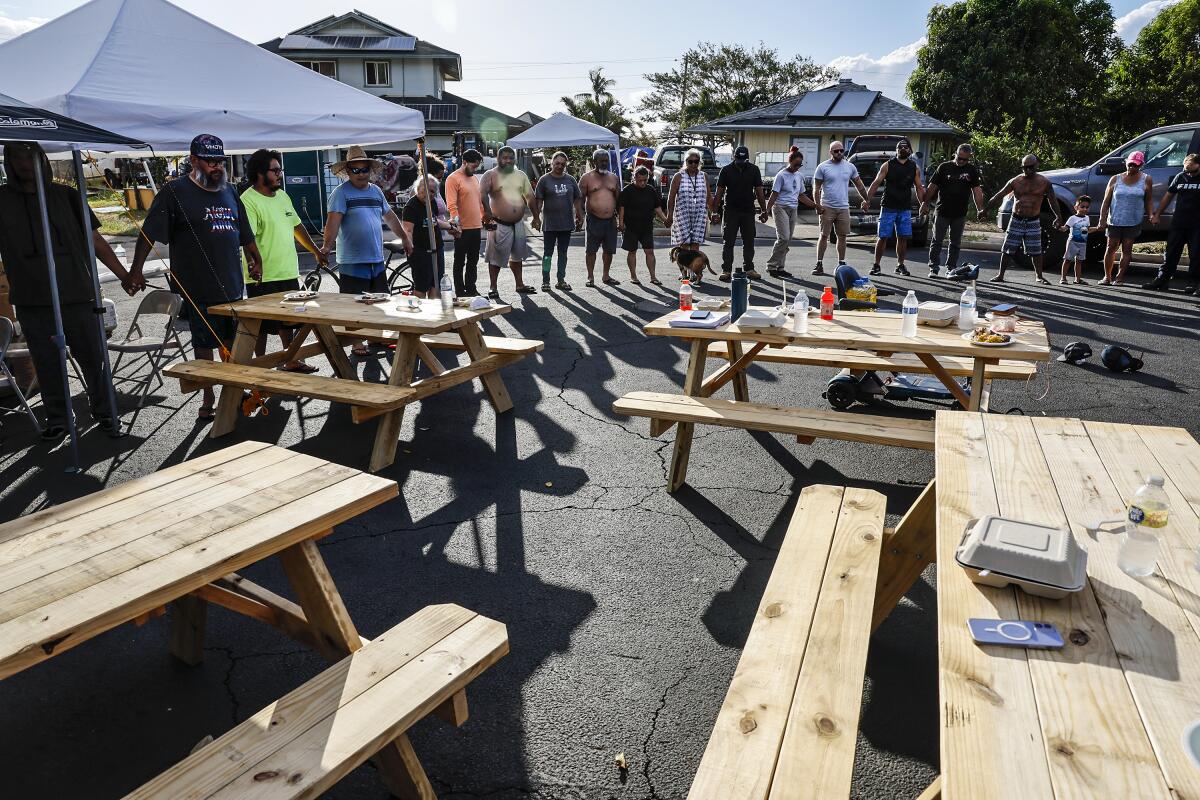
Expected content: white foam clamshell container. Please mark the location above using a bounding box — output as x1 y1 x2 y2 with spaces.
918 300 958 327
737 308 787 332
955 515 1088 599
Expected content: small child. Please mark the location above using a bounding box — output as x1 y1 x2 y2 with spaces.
1057 195 1100 285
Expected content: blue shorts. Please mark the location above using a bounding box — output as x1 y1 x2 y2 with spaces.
878 208 912 239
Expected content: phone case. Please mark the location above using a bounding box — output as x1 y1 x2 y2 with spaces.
967 619 1064 649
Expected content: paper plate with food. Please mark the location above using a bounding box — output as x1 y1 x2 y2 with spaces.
963 327 1013 347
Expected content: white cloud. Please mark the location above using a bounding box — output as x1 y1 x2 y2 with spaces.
1115 0 1178 41
827 38 925 105
0 13 43 43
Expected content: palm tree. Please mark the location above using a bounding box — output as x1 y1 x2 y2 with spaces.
561 67 634 139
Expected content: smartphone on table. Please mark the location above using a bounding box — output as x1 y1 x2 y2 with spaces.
967 619 1064 649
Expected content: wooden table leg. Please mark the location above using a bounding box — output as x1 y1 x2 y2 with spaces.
872 480 937 632
168 595 207 666
279 538 434 800
414 340 447 377
728 340 750 401
369 333 418 472
916 775 942 800
458 323 514 413
314 324 357 380
915 352 973 410
210 318 261 437
668 339 708 492
967 358 991 412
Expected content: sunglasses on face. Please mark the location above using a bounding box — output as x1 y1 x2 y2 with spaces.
268 166 284 174
831 149 845 154
198 157 224 167
348 166 372 175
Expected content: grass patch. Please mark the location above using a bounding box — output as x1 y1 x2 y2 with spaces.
96 209 146 237
1133 241 1165 255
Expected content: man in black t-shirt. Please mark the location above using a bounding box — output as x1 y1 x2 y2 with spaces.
861 138 925 276
1143 153 1200 293
618 166 667 284
713 146 767 280
402 176 457 297
130 134 261 421
921 144 984 278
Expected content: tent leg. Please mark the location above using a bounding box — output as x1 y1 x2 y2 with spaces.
75 149 122 437
33 155 82 473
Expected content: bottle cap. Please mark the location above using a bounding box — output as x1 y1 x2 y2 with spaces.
822 286 834 297
1148 475 1165 487
681 279 690 285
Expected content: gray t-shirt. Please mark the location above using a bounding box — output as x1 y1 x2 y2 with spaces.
535 173 581 232
813 159 860 209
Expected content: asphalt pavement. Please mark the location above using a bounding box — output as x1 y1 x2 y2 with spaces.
1 230 1197 799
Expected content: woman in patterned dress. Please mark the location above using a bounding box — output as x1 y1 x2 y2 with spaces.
666 148 711 252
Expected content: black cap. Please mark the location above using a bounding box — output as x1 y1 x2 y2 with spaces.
734 145 750 160
896 137 912 150
462 148 483 163
190 133 225 159
1057 341 1092 363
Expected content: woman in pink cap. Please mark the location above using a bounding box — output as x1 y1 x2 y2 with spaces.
1098 150 1153 285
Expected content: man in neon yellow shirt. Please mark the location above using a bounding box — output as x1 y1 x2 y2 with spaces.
241 148 326 372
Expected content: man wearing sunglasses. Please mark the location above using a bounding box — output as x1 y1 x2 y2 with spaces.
986 154 1061 284
812 141 869 276
921 143 984 277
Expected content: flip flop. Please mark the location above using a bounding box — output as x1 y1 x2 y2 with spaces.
989 275 1005 283
585 280 596 287
1035 277 1051 285
650 278 663 286
279 363 319 374
603 277 621 286
630 278 642 285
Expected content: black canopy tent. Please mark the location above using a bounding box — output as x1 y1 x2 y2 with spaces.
0 92 147 471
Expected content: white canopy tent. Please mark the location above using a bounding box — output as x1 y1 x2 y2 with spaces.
506 112 619 150
0 0 424 154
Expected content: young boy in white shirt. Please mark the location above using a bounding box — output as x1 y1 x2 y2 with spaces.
1057 195 1100 285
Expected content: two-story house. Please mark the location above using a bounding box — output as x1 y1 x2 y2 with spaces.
260 10 526 153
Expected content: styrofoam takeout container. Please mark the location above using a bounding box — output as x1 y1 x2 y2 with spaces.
737 308 786 332
955 516 1088 599
918 300 958 327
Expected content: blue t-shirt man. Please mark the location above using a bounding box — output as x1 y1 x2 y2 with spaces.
328 181 388 278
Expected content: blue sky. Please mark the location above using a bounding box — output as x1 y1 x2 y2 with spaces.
0 0 1176 119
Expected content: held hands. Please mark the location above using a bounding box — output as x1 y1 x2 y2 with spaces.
1150 213 1161 226
315 249 329 268
531 216 542 232
919 203 929 217
758 211 769 223
860 200 870 212
663 214 673 229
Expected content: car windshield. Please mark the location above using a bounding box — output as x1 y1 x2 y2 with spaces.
853 159 885 183
659 149 716 169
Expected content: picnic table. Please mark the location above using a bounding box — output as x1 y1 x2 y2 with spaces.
929 412 1200 799
615 308 1050 490
165 292 540 471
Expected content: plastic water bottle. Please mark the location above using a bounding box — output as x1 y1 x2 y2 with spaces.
791 293 809 334
1119 475 1169 577
902 290 919 337
439 272 454 312
958 283 977 331
679 280 693 311
819 287 835 320
731 268 749 321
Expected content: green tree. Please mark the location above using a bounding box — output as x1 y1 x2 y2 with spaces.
1107 0 1200 141
907 0 1120 164
639 42 838 143
561 67 636 140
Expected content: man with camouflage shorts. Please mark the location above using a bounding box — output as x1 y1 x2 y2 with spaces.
987 154 1061 284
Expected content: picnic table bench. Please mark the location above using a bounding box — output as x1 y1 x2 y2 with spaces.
0 441 508 799
689 484 886 799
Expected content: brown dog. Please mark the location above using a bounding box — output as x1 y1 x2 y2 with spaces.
671 247 714 285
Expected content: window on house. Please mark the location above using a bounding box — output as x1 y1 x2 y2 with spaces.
296 60 336 79
364 61 391 87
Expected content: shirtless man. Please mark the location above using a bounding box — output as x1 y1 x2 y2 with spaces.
480 145 535 298
987 154 1062 284
579 149 621 286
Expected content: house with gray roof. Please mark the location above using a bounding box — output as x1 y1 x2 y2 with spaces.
687 79 963 178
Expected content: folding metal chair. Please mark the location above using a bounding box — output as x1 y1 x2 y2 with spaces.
0 316 42 433
107 290 185 408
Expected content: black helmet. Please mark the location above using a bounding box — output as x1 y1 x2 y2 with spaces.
1101 345 1143 373
1057 341 1092 364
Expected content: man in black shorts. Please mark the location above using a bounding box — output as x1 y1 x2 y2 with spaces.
131 134 262 421
403 176 458 297
618 166 667 284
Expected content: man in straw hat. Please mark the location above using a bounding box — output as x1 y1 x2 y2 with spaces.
321 145 413 356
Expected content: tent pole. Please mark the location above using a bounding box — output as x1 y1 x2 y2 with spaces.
415 138 438 282
32 155 82 472
74 148 121 436
141 158 158 192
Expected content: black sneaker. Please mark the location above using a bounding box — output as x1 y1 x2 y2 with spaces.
1141 276 1169 290
895 264 911 276
929 264 940 278
487 290 501 301
1185 283 1197 295
40 425 66 441
718 271 732 282
767 268 794 279
812 264 825 276
869 264 882 276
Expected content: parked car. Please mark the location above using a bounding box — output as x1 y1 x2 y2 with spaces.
652 144 721 199
845 150 929 246
998 122 1200 265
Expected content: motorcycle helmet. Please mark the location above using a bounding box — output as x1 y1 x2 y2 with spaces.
947 263 980 282
1056 341 1092 364
1100 345 1143 373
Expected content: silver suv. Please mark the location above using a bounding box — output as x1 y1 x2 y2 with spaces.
999 122 1200 263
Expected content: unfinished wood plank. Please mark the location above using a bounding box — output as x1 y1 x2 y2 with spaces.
615 392 935 452
459 323 514 413
245 341 324 371
413 339 447 376
966 358 989 412
933 410 1053 800
123 604 499 800
334 328 543 355
915 352 973 409
768 487 884 799
0 441 271 546
704 342 1037 380
872 480 936 632
0 471 395 679
669 339 707 492
166 361 415 410
313 323 356 380
698 342 766 400
211 318 262 437
728 340 751 402
985 414 1171 799
350 352 524 423
369 333 419 472
209 292 510 335
168 595 207 666
278 538 362 661
916 776 941 800
432 689 470 727
688 485 845 799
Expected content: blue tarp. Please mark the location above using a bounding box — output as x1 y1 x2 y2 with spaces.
621 146 654 168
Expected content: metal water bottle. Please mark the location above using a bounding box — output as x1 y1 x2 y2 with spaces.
731 268 749 321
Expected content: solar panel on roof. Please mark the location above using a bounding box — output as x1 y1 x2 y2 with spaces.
828 91 879 118
335 36 364 48
363 36 417 50
789 91 841 118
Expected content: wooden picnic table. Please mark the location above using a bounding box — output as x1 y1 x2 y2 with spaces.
929 412 1200 799
0 440 396 679
187 292 527 471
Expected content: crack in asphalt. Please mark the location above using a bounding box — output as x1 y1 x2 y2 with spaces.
639 669 692 800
